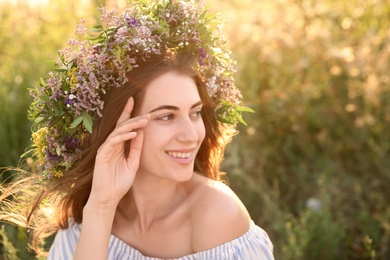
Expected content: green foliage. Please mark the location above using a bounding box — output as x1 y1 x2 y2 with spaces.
0 0 99 258
0 0 96 171
1 0 389 259
0 225 19 259
220 0 390 259
216 101 255 126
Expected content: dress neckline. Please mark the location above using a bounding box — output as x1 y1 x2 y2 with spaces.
107 220 257 259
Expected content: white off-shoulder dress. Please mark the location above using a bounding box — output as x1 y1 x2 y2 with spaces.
48 220 274 260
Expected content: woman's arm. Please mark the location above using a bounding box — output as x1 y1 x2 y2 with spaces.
73 203 117 259
73 97 149 260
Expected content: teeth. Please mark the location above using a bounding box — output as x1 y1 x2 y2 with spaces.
168 152 192 158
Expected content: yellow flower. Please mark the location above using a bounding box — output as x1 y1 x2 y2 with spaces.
115 46 123 62
53 169 64 178
32 127 48 164
67 67 79 88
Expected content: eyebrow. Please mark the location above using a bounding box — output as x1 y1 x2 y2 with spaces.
149 100 203 113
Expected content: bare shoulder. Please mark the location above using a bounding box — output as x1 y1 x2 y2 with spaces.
188 174 251 252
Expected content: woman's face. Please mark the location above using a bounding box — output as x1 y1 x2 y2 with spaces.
136 72 206 182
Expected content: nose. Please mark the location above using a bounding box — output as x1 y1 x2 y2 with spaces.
176 117 199 143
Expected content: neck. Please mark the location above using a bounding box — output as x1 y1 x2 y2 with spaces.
117 173 190 232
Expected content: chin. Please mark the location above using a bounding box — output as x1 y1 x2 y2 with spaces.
171 168 194 183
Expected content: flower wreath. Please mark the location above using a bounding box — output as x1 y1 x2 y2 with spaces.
27 0 253 178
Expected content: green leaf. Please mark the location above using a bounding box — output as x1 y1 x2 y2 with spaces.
217 114 232 124
237 114 248 126
56 146 62 156
68 127 77 136
39 95 50 102
235 105 255 113
107 26 117 32
217 103 232 112
82 113 94 133
70 115 83 128
90 24 104 33
206 12 219 22
54 107 64 116
34 117 45 124
20 149 34 159
86 32 105 41
58 51 66 64
199 10 207 21
39 78 47 87
54 68 68 73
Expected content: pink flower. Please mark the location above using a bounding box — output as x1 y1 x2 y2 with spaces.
137 26 152 38
117 26 126 35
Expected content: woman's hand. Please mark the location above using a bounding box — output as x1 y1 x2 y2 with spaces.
75 97 148 260
87 97 149 208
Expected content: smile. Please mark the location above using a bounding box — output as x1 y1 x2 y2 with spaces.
167 152 192 159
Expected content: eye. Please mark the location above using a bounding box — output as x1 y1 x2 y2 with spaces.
190 108 203 119
157 113 176 121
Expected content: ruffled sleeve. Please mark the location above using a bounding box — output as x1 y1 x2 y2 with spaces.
185 221 274 260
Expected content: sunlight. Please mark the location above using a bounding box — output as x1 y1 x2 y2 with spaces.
1 0 93 16
1 0 49 7
25 0 49 5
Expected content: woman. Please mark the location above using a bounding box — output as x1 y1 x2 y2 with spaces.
2 0 273 259
49 52 274 259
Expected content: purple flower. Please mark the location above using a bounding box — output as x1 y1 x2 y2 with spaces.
126 17 139 27
46 150 62 162
64 97 74 106
64 94 77 107
198 47 207 59
92 44 103 55
198 48 207 66
64 135 79 149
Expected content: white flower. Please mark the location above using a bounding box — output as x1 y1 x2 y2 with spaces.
213 48 222 54
206 76 218 97
306 197 322 212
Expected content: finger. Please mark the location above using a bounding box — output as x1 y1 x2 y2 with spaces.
97 114 149 156
111 117 148 136
116 96 134 126
127 129 144 172
97 131 137 156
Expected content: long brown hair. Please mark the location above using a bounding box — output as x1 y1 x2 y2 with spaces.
0 51 230 253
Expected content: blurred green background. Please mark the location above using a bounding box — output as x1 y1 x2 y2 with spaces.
0 0 389 259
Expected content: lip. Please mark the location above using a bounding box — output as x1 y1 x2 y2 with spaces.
165 148 196 165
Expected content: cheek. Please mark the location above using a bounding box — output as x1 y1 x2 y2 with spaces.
142 125 161 148
141 124 172 151
196 120 206 143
